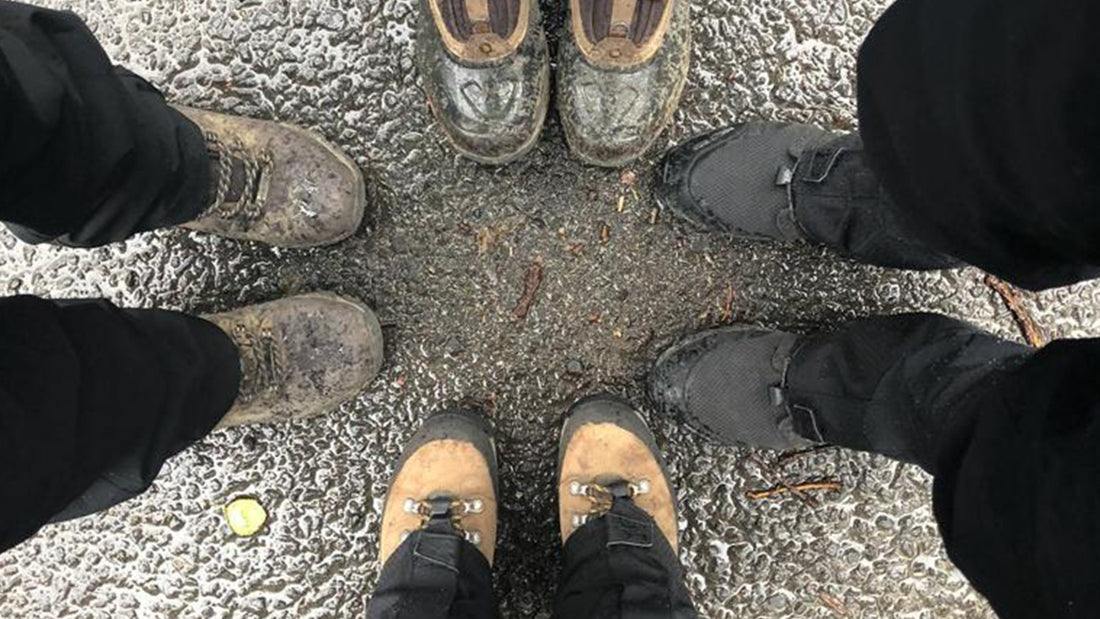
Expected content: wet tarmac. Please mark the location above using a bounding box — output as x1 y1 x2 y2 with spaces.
3 1 1098 617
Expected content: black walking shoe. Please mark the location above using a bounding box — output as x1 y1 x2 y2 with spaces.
378 409 499 566
656 121 962 270
558 0 692 167
649 327 823 451
558 395 680 552
416 0 550 164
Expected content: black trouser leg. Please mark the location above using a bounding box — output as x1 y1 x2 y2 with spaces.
553 497 697 619
856 0 1100 290
0 1 210 246
784 313 1100 618
0 296 240 553
367 530 500 619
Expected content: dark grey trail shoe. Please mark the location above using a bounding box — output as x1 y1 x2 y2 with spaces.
206 292 385 428
558 0 691 167
417 0 550 164
649 326 822 451
178 106 366 248
379 409 499 566
656 121 961 270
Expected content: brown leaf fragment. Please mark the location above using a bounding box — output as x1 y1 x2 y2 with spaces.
620 169 637 185
511 261 545 322
599 222 611 245
819 593 849 616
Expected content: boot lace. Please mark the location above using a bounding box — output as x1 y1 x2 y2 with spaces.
568 479 650 529
222 315 286 404
403 495 485 546
204 131 273 226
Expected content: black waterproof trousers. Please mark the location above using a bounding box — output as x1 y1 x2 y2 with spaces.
784 313 1100 619
366 497 697 618
0 3 239 554
780 1 1100 615
855 0 1100 291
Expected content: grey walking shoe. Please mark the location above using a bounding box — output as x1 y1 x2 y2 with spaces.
558 0 691 167
656 121 961 269
177 106 366 248
206 293 384 428
416 0 550 164
649 326 821 451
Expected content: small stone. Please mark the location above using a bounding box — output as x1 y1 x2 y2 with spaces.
444 336 464 356
565 360 584 375
225 496 267 537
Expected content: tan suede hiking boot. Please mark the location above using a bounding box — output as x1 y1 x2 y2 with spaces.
558 0 691 167
558 395 679 552
416 0 550 164
205 293 384 428
379 410 499 566
177 106 366 248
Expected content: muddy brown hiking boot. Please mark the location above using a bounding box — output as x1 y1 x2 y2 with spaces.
558 0 691 167
558 395 679 552
205 293 384 428
379 409 499 566
177 106 366 248
416 0 550 164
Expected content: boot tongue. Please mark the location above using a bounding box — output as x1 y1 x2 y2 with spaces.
466 0 491 33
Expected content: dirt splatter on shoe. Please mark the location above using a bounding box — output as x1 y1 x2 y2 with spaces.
178 106 366 248
206 292 384 428
558 0 691 167
416 0 550 164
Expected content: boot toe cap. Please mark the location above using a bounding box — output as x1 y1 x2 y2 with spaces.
421 42 550 164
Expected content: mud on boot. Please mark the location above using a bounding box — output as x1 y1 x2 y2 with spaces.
206 292 384 428
558 395 679 551
379 409 499 566
178 106 366 248
416 0 550 164
657 121 962 270
649 326 822 451
558 0 692 167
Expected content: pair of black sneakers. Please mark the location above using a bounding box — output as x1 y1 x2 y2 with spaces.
650 120 965 451
417 0 691 166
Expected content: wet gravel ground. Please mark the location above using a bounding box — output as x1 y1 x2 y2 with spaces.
3 1 1099 617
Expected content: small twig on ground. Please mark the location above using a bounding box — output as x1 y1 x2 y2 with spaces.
984 274 1045 347
719 281 735 324
511 260 545 322
776 444 837 467
749 454 815 506
746 480 843 501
